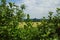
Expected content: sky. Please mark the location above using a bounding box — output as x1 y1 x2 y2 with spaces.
7 0 60 19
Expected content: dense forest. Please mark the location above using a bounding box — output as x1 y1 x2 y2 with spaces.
0 0 60 40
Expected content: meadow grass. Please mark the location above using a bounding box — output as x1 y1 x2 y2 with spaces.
18 22 42 28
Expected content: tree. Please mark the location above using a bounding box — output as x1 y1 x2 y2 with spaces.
27 14 30 19
48 11 53 22
21 4 25 10
0 0 25 40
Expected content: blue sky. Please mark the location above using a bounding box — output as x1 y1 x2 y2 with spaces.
7 0 60 19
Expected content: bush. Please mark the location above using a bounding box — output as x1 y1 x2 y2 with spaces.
0 0 60 40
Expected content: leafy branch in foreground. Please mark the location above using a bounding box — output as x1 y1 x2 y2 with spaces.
0 0 60 40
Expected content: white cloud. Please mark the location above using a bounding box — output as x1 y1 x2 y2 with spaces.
19 0 60 18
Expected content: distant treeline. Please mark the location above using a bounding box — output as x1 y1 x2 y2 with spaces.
23 19 48 22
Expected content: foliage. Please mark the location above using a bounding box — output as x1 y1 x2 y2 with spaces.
0 0 25 40
0 0 60 40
